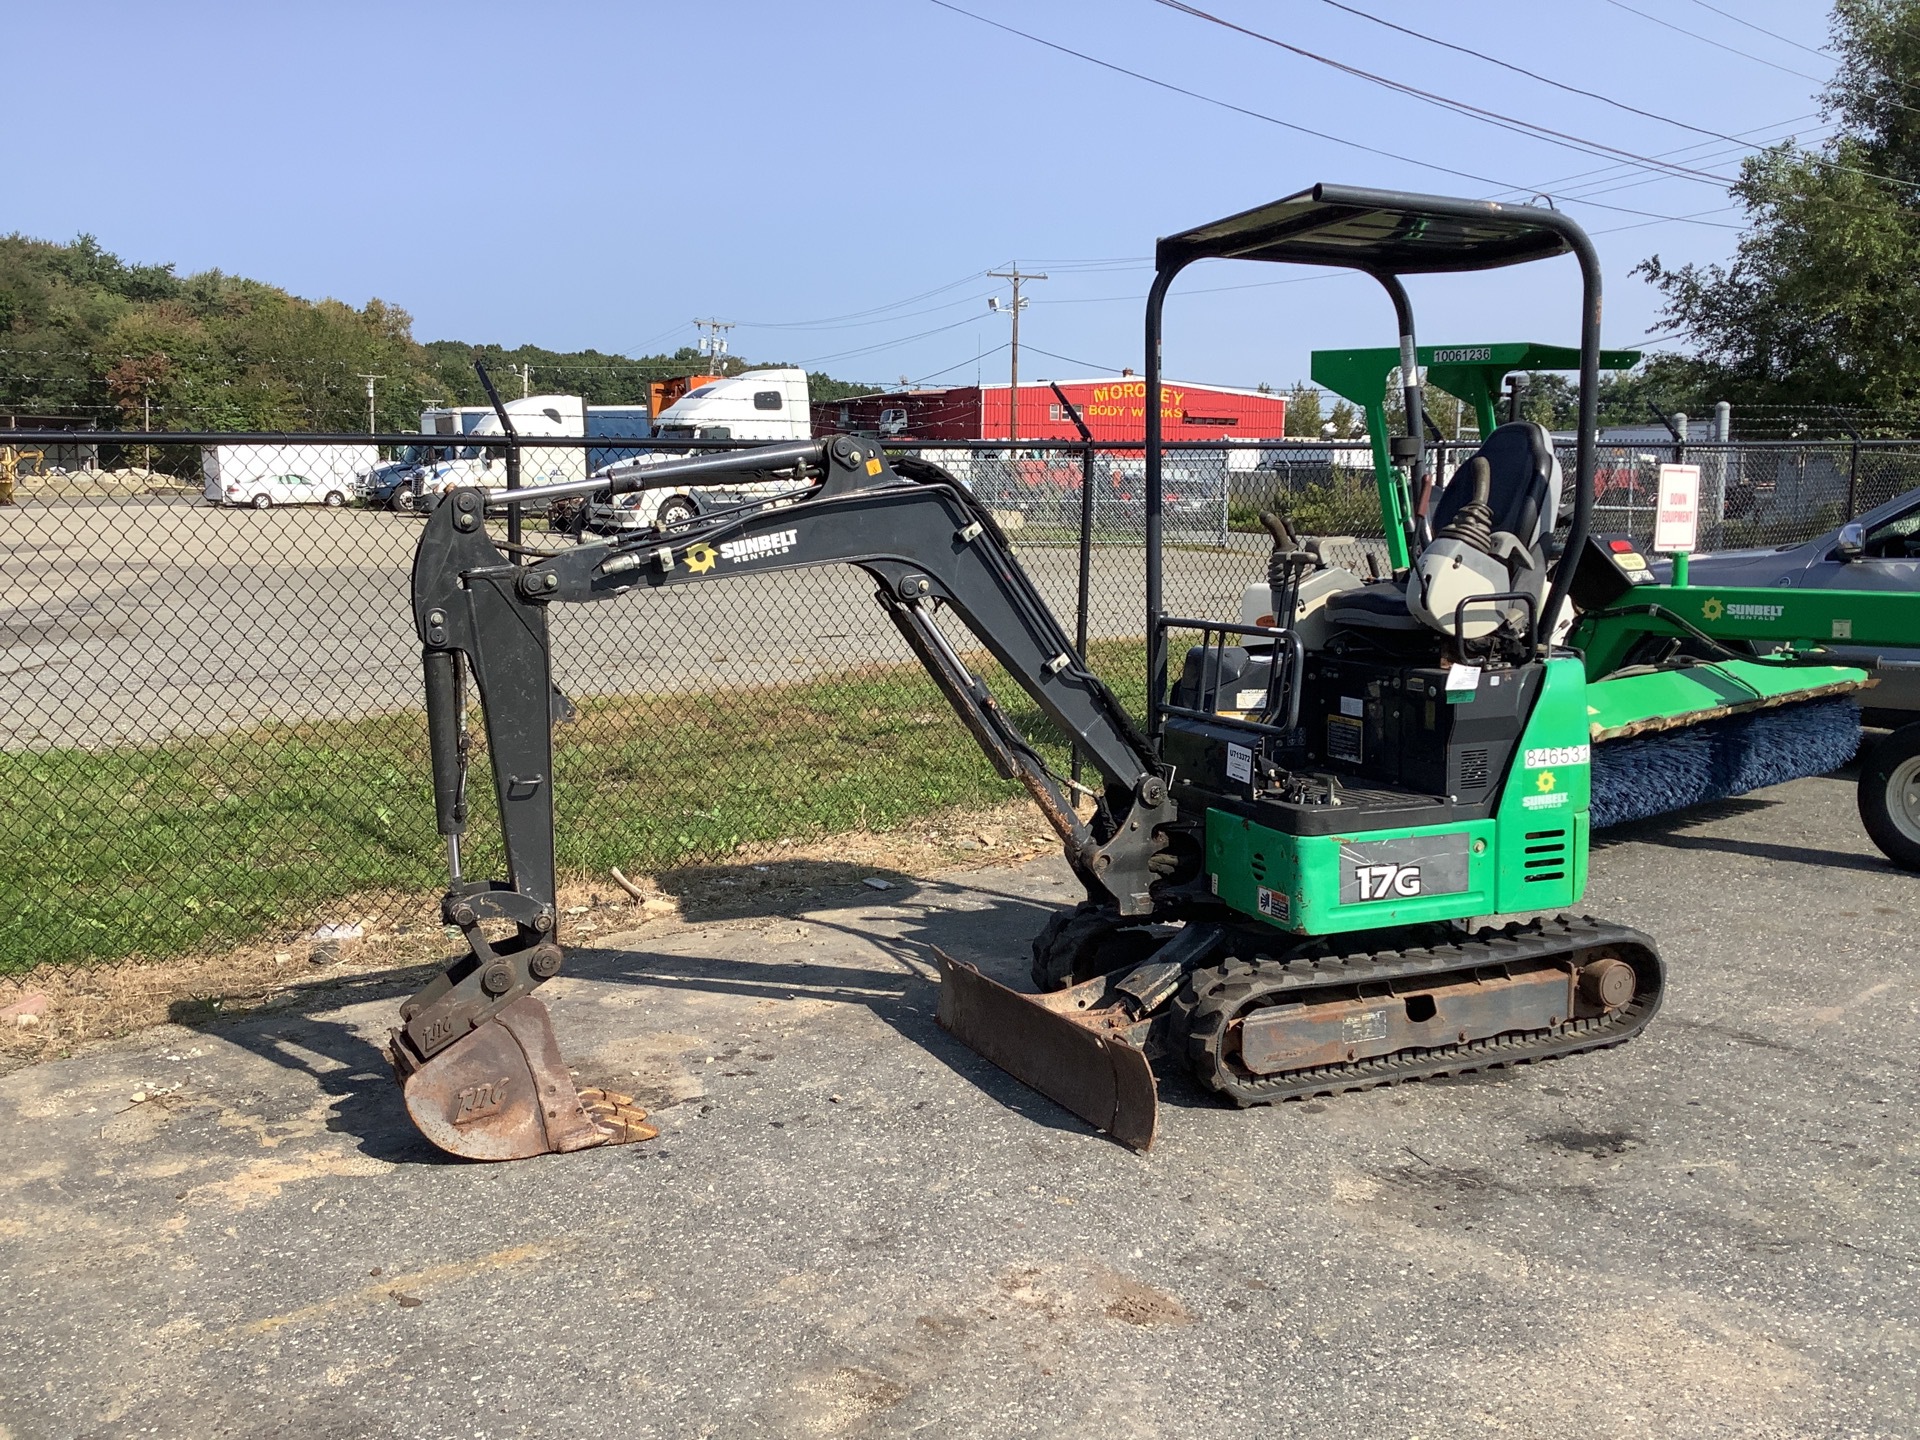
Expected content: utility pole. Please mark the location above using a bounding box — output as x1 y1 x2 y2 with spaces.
357 373 384 434
987 266 1045 442
694 318 735 373
517 363 532 399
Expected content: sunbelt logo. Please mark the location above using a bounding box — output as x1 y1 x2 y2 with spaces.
720 529 798 564
1701 596 1784 623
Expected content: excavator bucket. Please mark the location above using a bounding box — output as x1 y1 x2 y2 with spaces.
389 996 657 1162
931 948 1159 1151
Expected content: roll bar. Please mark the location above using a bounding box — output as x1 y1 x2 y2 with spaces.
1143 184 1604 733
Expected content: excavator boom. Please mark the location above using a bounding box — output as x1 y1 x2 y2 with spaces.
392 437 1175 1159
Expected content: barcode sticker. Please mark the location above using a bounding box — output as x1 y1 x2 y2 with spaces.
1226 743 1254 783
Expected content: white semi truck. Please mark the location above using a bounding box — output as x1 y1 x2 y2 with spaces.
409 397 656 509
416 395 589 500
588 368 810 531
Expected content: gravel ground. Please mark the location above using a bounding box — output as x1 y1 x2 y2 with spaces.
1 770 1916 1438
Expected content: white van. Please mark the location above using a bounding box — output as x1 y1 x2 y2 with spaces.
418 395 587 500
203 443 379 508
589 369 810 532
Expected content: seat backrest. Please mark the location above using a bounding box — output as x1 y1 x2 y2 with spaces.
1430 421 1561 550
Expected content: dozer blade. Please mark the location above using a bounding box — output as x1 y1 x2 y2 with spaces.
932 947 1158 1151
391 995 656 1161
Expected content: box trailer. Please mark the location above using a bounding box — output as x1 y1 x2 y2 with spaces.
202 443 380 506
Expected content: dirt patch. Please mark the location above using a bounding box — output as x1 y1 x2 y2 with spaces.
0 797 1061 1075
1098 1273 1194 1328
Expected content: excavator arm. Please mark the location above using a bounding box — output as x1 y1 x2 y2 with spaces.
390 436 1175 1158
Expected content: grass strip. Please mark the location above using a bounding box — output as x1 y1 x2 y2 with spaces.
3 639 1147 971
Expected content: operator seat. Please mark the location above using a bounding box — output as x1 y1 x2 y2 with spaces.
1325 421 1561 638
1429 421 1561 556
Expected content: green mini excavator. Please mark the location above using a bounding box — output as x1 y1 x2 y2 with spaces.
388 185 1920 1160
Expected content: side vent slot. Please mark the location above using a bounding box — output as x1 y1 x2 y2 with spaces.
1522 828 1568 883
1249 851 1268 882
1459 747 1491 791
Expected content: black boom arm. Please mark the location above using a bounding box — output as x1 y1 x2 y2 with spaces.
392 437 1173 1070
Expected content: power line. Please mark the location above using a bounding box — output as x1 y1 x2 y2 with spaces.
1589 204 1743 236
793 312 989 366
1023 343 1127 375
910 343 1008 386
923 0 1741 229
734 290 994 335
1597 0 1824 82
1498 113 1824 199
1151 0 1739 186
733 270 989 330
1677 0 1830 58
1608 0 1920 117
1311 0 1803 151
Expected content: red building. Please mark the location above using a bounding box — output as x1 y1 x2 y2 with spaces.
812 375 1287 444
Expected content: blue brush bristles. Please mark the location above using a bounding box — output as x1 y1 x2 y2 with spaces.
1590 697 1862 830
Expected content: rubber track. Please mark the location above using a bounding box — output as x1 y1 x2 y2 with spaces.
1181 914 1664 1106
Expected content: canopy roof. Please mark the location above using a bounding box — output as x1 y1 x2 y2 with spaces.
1155 184 1580 276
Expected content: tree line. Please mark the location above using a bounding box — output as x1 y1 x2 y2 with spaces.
0 237 874 433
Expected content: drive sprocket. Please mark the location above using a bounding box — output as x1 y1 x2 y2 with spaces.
1029 901 1169 991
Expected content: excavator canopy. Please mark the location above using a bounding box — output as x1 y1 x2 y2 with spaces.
1153 183 1582 276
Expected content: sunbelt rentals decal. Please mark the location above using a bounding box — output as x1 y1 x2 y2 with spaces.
720 529 798 565
1700 596 1784 623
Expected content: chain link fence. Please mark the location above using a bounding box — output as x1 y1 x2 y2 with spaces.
0 433 1262 978
4 427 1912 981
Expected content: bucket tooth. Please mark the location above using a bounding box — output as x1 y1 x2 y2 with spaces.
932 947 1158 1151
390 995 649 1161
579 1087 659 1144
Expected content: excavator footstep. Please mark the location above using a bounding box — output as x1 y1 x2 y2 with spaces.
392 995 655 1161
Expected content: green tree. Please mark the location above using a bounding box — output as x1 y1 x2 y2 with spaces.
1 233 877 432
1638 0 1920 419
1283 381 1322 436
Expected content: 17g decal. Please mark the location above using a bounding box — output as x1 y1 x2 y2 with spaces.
1352 863 1423 900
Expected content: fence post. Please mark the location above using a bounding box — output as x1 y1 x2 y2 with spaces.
1844 425 1862 520
1045 381 1099 790
1710 401 1730 530
1216 448 1229 548
1072 441 1096 787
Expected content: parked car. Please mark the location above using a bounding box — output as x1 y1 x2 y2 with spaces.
1671 484 1920 717
219 474 351 510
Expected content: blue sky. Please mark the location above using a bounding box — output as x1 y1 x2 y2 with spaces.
12 0 1834 392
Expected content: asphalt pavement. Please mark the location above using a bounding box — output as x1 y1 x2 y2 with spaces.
2 770 1916 1438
